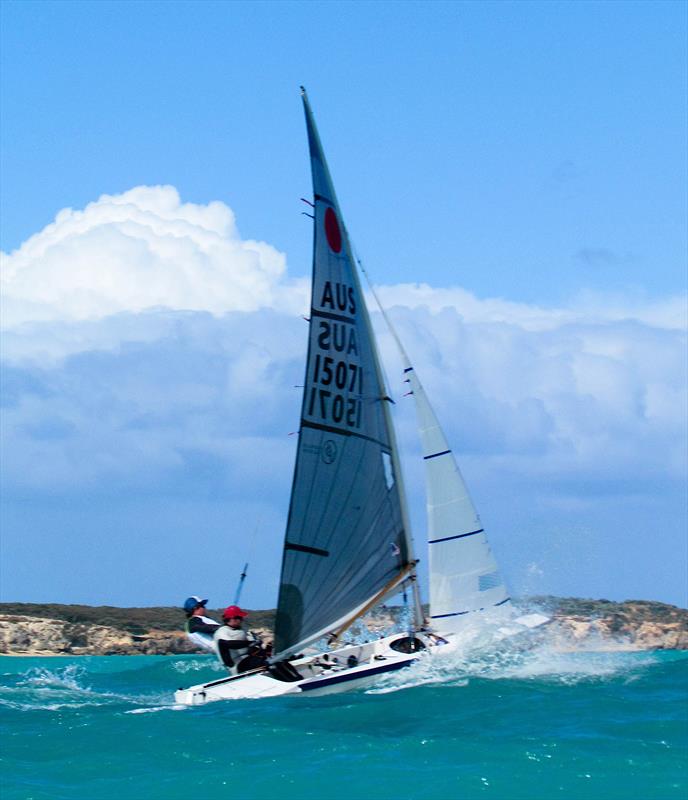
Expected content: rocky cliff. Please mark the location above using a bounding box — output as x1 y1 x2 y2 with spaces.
0 615 197 656
540 599 688 650
0 612 275 656
0 598 685 656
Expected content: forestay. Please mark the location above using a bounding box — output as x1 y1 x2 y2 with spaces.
273 90 416 659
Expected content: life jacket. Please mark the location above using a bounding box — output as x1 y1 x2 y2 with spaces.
184 614 219 652
213 626 260 673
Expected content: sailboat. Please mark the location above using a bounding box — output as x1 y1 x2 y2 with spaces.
175 89 546 704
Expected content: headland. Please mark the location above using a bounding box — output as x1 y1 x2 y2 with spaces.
0 597 685 656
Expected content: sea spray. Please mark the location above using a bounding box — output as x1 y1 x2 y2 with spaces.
367 637 662 695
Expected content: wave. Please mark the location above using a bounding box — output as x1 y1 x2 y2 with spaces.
366 639 663 695
1 646 681 713
0 662 171 712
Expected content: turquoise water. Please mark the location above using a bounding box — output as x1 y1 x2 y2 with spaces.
1 649 686 800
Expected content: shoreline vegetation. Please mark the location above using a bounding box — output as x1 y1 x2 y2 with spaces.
0 597 685 656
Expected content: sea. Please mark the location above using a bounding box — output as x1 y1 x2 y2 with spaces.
1 647 686 800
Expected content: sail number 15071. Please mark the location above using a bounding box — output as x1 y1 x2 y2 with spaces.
307 353 363 428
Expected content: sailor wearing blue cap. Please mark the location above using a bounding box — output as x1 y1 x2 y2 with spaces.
183 596 221 651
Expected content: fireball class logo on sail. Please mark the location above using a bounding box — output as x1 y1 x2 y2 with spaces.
305 207 364 431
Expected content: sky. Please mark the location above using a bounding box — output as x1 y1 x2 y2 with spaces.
1 0 686 610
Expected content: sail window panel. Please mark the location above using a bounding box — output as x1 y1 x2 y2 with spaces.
276 427 407 654
429 534 505 618
430 571 507 618
382 451 395 489
285 432 393 559
478 571 504 592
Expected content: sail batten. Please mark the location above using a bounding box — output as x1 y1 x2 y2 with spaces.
273 90 415 659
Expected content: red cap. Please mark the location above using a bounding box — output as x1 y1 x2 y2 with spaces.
222 605 248 620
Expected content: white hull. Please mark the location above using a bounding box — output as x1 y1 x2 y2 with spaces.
174 612 550 705
175 632 448 704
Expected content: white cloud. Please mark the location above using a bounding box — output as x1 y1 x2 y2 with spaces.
1 186 686 604
0 309 306 492
376 304 686 484
1 185 685 489
1 185 309 329
374 283 686 331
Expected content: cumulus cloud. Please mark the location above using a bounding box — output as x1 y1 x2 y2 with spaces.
1 309 306 493
1 185 309 329
1 185 685 491
1 186 686 604
376 305 687 485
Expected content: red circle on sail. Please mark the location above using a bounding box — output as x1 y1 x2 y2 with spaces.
324 207 342 253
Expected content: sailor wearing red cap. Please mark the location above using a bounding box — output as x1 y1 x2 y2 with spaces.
213 605 267 674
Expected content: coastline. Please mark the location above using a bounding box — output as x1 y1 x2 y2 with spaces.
1 597 686 656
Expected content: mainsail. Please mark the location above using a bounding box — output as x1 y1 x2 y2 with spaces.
273 89 418 659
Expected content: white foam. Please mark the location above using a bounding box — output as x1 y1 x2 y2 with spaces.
171 658 223 674
2 663 174 711
366 635 660 694
125 704 188 714
21 663 89 691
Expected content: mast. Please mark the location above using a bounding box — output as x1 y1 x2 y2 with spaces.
271 89 422 659
356 255 425 627
300 89 423 632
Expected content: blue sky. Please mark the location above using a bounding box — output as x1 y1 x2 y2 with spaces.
1 1 686 609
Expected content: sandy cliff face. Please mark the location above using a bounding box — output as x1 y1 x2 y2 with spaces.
0 604 685 656
0 615 197 656
550 615 688 651
0 615 276 656
551 616 688 650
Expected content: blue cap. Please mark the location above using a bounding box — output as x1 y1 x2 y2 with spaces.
183 596 208 612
